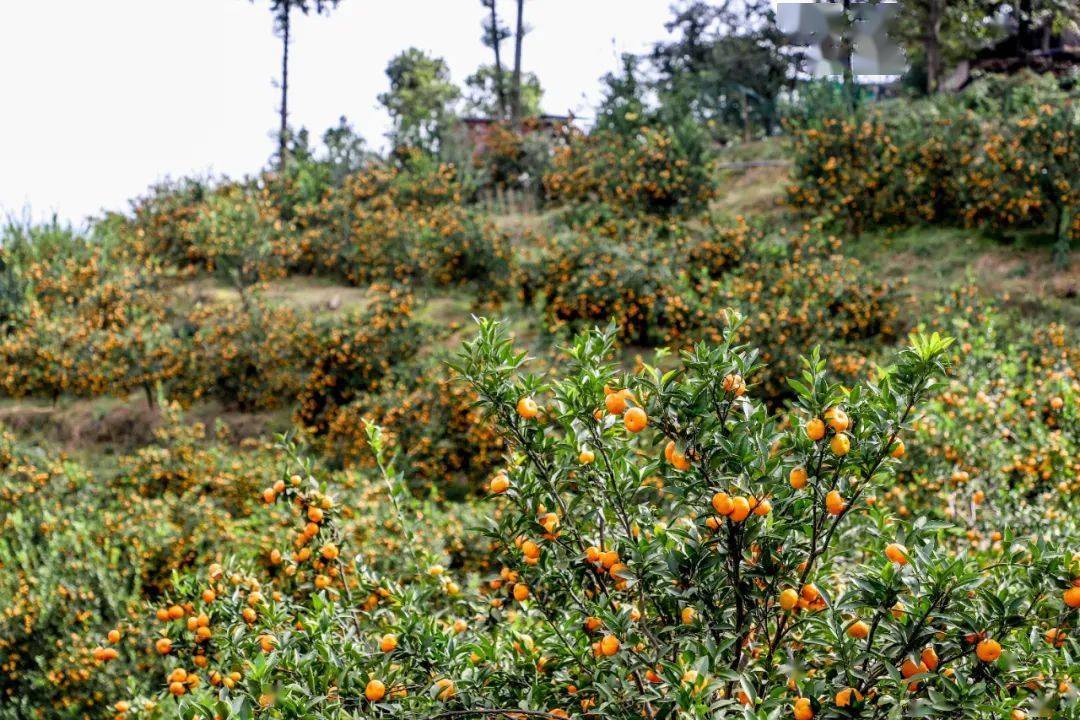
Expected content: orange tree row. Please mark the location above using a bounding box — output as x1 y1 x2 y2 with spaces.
787 81 1077 258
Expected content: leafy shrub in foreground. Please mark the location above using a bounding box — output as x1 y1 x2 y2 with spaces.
92 322 1079 720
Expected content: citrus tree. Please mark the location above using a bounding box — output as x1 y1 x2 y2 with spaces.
95 319 1078 720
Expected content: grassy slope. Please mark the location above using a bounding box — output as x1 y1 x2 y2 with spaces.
713 143 1077 326
846 226 1079 327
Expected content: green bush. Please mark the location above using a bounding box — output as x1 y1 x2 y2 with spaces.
543 121 717 229
787 80 1078 255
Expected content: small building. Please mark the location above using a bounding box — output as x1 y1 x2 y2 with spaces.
460 114 573 153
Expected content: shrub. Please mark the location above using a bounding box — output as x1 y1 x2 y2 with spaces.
0 414 283 718
126 178 292 280
543 122 717 227
787 88 1078 256
294 286 422 439
175 297 315 411
0 239 182 403
322 363 506 498
293 157 514 297
895 289 1079 540
468 118 570 200
95 322 1079 720
0 430 144 718
532 216 755 346
532 223 901 405
711 231 902 401
536 236 699 346
77 430 495 719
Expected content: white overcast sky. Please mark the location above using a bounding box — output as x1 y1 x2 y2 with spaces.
0 0 677 226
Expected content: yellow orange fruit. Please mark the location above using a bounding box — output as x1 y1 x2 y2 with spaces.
712 492 734 516
365 679 386 702
517 397 539 419
513 583 529 601
490 474 510 494
824 407 849 432
666 440 691 471
729 496 751 522
885 543 909 565
605 391 628 415
835 688 862 707
779 588 800 611
623 407 648 433
825 490 846 515
976 638 1001 662
847 620 870 639
890 439 906 458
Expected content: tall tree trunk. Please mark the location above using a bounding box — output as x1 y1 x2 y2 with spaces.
841 0 855 114
490 1 507 118
278 2 291 169
925 0 943 94
741 90 751 142
1017 0 1033 52
511 0 524 123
